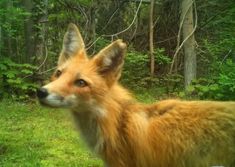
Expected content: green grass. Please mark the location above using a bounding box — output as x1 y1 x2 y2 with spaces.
0 100 103 167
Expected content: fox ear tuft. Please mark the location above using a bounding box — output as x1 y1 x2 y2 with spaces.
58 23 86 66
94 40 127 85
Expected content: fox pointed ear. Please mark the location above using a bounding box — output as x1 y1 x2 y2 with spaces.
58 23 86 66
94 40 127 86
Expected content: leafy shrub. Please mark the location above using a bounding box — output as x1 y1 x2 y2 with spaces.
121 48 173 91
0 58 38 100
121 51 154 89
160 74 184 94
153 48 171 65
95 37 110 51
186 59 235 100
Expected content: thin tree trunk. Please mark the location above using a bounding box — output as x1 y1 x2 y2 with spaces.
181 0 196 88
23 0 34 63
35 0 48 72
90 4 96 53
0 26 2 59
6 0 13 59
149 0 155 76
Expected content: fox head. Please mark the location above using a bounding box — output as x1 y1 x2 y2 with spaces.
37 24 127 109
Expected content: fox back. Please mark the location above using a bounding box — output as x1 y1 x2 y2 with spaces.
37 24 235 167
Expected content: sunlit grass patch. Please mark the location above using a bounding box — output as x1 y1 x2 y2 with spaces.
0 100 102 167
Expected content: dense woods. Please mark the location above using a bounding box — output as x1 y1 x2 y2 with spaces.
0 0 235 100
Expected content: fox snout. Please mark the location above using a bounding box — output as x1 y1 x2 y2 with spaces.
37 87 76 108
37 87 53 107
37 88 49 99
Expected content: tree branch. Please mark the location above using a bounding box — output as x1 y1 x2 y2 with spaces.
86 0 143 50
169 0 197 73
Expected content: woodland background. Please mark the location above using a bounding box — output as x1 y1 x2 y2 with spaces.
0 0 235 101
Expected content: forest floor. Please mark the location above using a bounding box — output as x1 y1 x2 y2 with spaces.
0 92 156 167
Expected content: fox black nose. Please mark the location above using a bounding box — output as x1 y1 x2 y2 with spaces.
37 88 48 99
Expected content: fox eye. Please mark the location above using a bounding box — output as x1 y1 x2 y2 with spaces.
74 79 87 87
55 70 62 78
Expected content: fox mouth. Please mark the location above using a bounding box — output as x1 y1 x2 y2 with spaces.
38 100 58 108
37 88 76 108
38 96 68 108
38 94 71 108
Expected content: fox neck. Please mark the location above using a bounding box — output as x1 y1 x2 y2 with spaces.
71 84 134 155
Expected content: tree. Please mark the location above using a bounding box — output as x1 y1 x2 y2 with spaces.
23 0 34 63
149 0 155 76
6 0 14 59
0 22 2 59
180 0 196 88
34 0 48 71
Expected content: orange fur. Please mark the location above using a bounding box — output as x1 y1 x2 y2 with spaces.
38 24 235 167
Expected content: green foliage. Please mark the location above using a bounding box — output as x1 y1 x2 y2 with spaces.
121 49 177 96
186 59 235 100
0 1 29 37
0 0 29 58
121 51 154 89
192 1 235 100
0 58 38 100
160 74 184 94
197 0 235 75
91 37 110 54
154 48 171 65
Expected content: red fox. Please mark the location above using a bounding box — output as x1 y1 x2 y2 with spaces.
37 23 235 167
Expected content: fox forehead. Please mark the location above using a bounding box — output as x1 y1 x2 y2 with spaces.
57 57 92 77
54 53 102 86
58 52 89 70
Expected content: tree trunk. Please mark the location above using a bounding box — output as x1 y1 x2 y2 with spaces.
6 0 13 59
23 0 34 63
181 0 196 88
149 0 155 76
86 0 99 54
0 26 2 59
34 0 48 72
89 4 97 54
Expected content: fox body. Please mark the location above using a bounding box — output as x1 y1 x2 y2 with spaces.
37 24 235 167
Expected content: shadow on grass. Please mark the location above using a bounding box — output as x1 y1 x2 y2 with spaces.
0 144 8 155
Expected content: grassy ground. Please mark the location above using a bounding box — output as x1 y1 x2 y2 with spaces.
0 100 103 167
0 92 156 167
